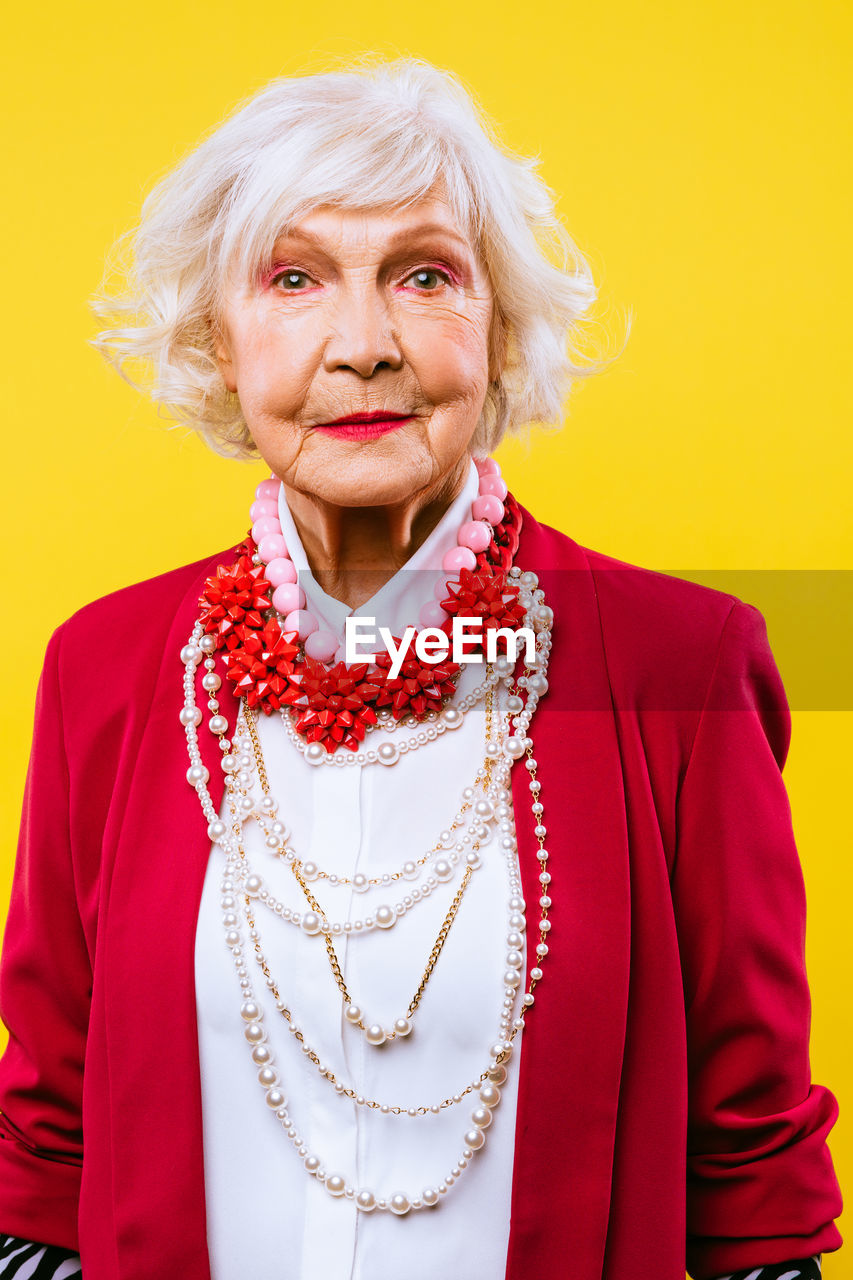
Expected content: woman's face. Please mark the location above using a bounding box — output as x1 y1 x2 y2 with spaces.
214 194 497 509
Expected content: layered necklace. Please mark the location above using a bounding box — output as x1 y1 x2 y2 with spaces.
180 456 556 1215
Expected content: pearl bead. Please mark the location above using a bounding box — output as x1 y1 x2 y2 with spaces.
304 1154 321 1174
240 1000 262 1021
422 1186 439 1207
251 1044 272 1065
201 672 221 692
479 1083 501 1108
506 949 524 969
244 1023 265 1045
325 1173 346 1197
365 1024 387 1046
180 644 200 665
352 873 369 893
207 820 227 841
375 905 396 929
345 1004 362 1024
356 1189 376 1212
441 705 462 729
509 895 525 910
402 861 418 880
301 861 318 881
433 859 453 881
377 742 399 766
305 742 326 766
471 1105 492 1128
180 706 202 727
504 736 527 759
245 875 263 897
393 1017 412 1037
209 715 228 735
464 1128 485 1150
257 1066 278 1087
389 1193 411 1216
199 634 217 654
488 1064 507 1085
301 912 322 935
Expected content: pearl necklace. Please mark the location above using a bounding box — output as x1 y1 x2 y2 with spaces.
182 555 555 1214
214 686 552 1213
219 695 497 938
232 682 499 1043
223 750 528 1114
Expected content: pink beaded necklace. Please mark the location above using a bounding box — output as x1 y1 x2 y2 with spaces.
196 456 525 754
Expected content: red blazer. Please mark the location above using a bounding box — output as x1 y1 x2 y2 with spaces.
0 507 842 1278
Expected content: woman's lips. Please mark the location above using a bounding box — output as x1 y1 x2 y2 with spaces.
312 414 414 441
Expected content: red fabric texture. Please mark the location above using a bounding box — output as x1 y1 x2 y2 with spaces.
0 507 842 1277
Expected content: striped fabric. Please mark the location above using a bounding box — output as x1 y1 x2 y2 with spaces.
0 1238 823 1278
717 1258 821 1280
0 1239 81 1277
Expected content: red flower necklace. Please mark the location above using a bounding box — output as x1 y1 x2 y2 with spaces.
196 459 523 754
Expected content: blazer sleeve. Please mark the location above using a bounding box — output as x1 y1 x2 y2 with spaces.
671 600 843 1279
0 623 87 1248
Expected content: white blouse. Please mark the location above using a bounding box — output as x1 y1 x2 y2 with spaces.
193 460 525 1278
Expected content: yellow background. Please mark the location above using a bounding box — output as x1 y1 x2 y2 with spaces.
1 0 850 1268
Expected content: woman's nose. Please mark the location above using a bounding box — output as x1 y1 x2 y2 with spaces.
322 286 404 378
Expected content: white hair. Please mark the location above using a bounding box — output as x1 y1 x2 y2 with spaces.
93 57 616 458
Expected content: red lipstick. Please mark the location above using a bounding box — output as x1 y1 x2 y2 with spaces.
313 411 414 441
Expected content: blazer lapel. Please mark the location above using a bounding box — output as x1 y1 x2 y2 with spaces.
505 508 631 1279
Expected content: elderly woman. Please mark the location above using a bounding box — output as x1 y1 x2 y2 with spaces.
0 60 842 1280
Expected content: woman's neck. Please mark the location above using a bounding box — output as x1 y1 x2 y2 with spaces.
282 457 469 609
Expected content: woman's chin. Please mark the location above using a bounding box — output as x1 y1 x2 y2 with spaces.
280 436 466 510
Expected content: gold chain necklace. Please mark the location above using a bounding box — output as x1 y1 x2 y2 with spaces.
241 682 497 1044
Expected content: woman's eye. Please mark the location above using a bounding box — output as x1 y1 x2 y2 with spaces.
403 268 451 291
271 269 313 291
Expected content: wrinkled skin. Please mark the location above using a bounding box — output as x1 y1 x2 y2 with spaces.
214 194 500 605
